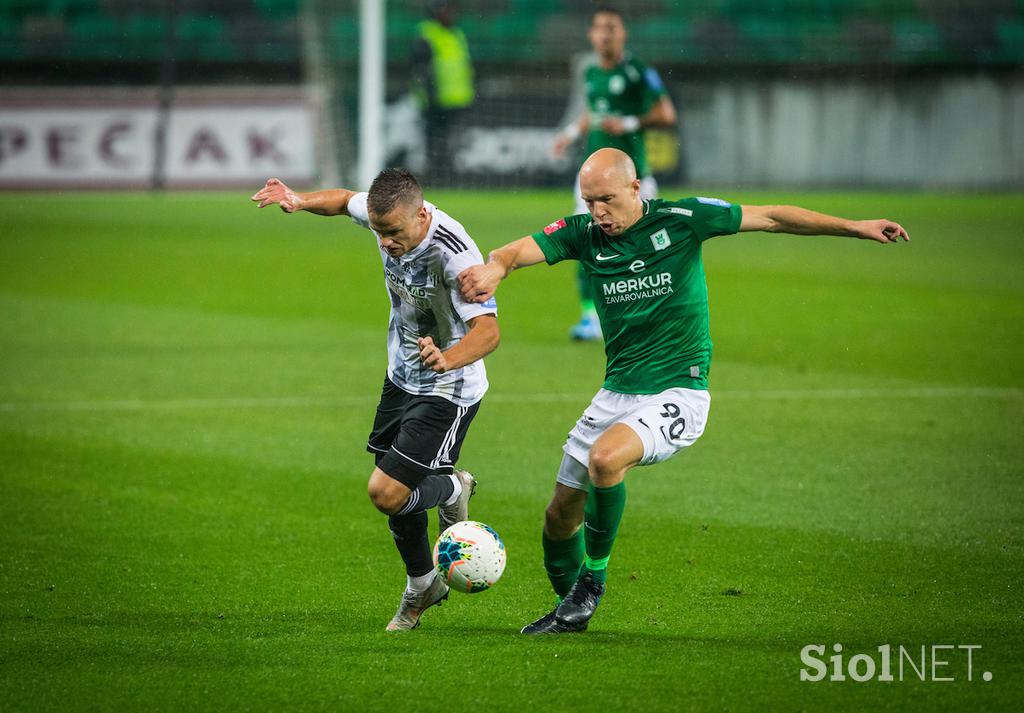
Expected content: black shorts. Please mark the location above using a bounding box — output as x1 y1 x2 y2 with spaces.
366 377 481 489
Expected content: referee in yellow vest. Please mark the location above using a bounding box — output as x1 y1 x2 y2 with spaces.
413 0 475 185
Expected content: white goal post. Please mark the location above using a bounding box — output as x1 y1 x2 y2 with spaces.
356 0 385 190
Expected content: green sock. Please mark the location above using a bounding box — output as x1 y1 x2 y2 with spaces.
582 482 627 586
542 529 584 599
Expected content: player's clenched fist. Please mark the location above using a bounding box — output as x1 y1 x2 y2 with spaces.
458 265 500 304
251 178 305 213
418 336 448 374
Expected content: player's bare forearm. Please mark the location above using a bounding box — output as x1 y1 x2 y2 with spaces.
492 236 547 275
418 316 499 374
641 96 676 128
554 115 590 155
458 237 546 303
740 205 910 244
744 205 852 235
296 188 357 216
442 315 500 371
252 179 356 216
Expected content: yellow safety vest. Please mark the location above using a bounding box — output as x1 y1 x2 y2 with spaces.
418 20 474 109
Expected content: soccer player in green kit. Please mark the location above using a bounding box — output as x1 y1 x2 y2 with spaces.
458 148 909 634
553 6 677 341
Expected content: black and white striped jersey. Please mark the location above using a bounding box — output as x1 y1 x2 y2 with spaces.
348 192 497 407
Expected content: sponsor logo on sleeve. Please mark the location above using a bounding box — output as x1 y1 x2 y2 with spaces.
658 207 693 217
697 197 732 208
645 67 665 92
543 218 567 235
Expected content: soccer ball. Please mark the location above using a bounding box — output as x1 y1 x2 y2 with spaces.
433 520 506 593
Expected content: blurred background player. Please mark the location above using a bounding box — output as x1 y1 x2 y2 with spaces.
252 169 499 631
413 0 475 186
553 6 677 341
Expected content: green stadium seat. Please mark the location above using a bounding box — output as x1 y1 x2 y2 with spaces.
124 13 166 35
994 19 1024 63
737 16 805 63
123 14 168 61
799 19 852 63
508 0 544 13
68 13 121 60
0 0 1015 68
662 0 704 16
857 0 917 18
0 12 20 60
254 0 299 20
329 16 358 61
44 0 99 18
890 18 947 63
247 22 299 64
468 15 538 61
175 13 233 61
458 16 482 38
5 1 38 20
385 11 419 61
630 19 692 62
175 14 223 40
718 0 815 19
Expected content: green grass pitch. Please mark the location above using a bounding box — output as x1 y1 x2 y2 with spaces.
1 189 1022 711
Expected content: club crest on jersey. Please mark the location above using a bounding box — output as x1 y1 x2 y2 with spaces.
650 228 671 251
543 218 567 235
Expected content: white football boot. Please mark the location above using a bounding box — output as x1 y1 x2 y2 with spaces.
385 575 449 631
438 469 476 534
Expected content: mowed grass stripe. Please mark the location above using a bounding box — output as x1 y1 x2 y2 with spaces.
0 386 1021 413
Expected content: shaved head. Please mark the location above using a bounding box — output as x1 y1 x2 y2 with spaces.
580 147 637 187
579 148 643 236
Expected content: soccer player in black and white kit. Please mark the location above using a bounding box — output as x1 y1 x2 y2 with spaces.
252 169 499 631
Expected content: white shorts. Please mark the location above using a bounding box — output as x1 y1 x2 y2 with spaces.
573 173 658 215
556 387 711 490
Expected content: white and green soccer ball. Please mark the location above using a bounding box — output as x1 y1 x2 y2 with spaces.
433 520 506 593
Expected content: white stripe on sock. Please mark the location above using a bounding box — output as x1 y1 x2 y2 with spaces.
442 472 462 507
396 489 420 516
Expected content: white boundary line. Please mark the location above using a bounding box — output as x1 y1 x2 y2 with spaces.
0 387 1020 414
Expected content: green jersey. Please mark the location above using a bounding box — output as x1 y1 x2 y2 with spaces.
533 198 742 394
585 54 666 177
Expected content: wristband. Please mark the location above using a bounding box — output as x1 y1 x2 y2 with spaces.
620 115 641 132
560 123 581 142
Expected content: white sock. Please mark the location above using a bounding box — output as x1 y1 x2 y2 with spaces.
441 472 462 507
407 570 436 593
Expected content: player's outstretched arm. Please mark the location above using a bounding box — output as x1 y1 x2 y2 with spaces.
418 315 500 374
457 237 547 304
739 204 909 244
251 178 357 216
553 114 591 157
